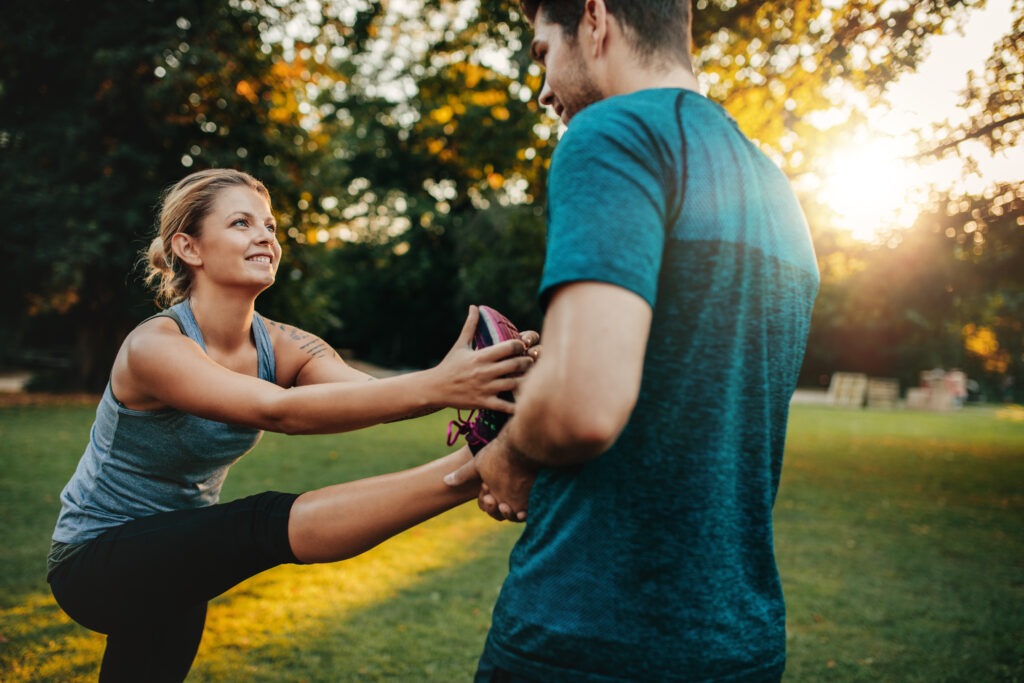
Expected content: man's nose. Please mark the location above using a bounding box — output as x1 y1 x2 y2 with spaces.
538 78 554 108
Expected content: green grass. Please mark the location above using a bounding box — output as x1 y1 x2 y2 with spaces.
1 402 1022 681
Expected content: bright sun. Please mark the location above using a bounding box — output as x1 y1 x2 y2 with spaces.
814 138 929 242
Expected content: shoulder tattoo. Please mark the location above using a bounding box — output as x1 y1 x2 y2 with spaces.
300 338 336 360
271 321 338 360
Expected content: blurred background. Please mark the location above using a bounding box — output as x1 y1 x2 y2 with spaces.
1 0 1021 403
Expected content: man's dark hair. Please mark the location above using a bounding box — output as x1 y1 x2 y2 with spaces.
519 0 692 68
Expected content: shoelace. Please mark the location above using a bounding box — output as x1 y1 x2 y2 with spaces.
446 409 478 446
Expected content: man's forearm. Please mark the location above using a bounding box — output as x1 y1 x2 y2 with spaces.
501 373 617 467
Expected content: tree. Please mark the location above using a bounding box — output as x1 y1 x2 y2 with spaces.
0 0 340 389
280 0 554 365
920 0 1024 159
688 0 987 174
297 0 994 366
3 0 1017 391
799 182 1024 400
890 0 1024 399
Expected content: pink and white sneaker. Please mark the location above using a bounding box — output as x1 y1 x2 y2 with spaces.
446 305 520 454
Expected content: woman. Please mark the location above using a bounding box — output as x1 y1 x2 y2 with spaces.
47 168 534 681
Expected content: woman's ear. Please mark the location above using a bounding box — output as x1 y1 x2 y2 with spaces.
171 232 203 267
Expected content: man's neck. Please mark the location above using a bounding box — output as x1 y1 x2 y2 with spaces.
605 61 700 98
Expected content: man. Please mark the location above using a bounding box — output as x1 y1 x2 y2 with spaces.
447 1 819 680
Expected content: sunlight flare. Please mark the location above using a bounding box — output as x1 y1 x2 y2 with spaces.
814 136 928 242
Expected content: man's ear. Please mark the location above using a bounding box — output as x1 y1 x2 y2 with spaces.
582 0 609 58
171 232 203 267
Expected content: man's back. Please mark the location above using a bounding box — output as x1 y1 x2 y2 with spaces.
481 90 818 682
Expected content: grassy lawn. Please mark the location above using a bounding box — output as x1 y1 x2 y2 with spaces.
1 400 1021 681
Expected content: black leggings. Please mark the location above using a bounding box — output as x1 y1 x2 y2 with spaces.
48 491 300 682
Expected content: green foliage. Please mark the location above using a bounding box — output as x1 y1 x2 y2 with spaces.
322 228 462 368
270 0 554 365
452 203 547 332
0 0 337 388
1 0 1021 393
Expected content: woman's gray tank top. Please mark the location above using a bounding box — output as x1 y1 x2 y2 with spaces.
51 300 277 545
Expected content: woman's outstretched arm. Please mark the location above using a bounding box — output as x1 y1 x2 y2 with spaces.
114 306 533 435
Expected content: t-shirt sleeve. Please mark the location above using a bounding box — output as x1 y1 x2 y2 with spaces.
538 103 671 310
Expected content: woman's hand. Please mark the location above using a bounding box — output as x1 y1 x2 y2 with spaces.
444 430 536 522
432 306 535 413
520 330 541 363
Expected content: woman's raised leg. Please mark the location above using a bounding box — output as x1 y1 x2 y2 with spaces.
287 446 478 563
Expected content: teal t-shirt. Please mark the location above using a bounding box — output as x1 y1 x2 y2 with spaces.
482 90 819 681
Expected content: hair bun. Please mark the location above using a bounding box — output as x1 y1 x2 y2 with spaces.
147 235 171 273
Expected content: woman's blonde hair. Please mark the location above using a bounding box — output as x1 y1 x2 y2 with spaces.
143 169 271 306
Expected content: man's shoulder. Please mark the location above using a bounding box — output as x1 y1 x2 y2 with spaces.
583 87 717 115
566 89 728 145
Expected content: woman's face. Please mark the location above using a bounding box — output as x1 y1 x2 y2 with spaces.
190 185 282 293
